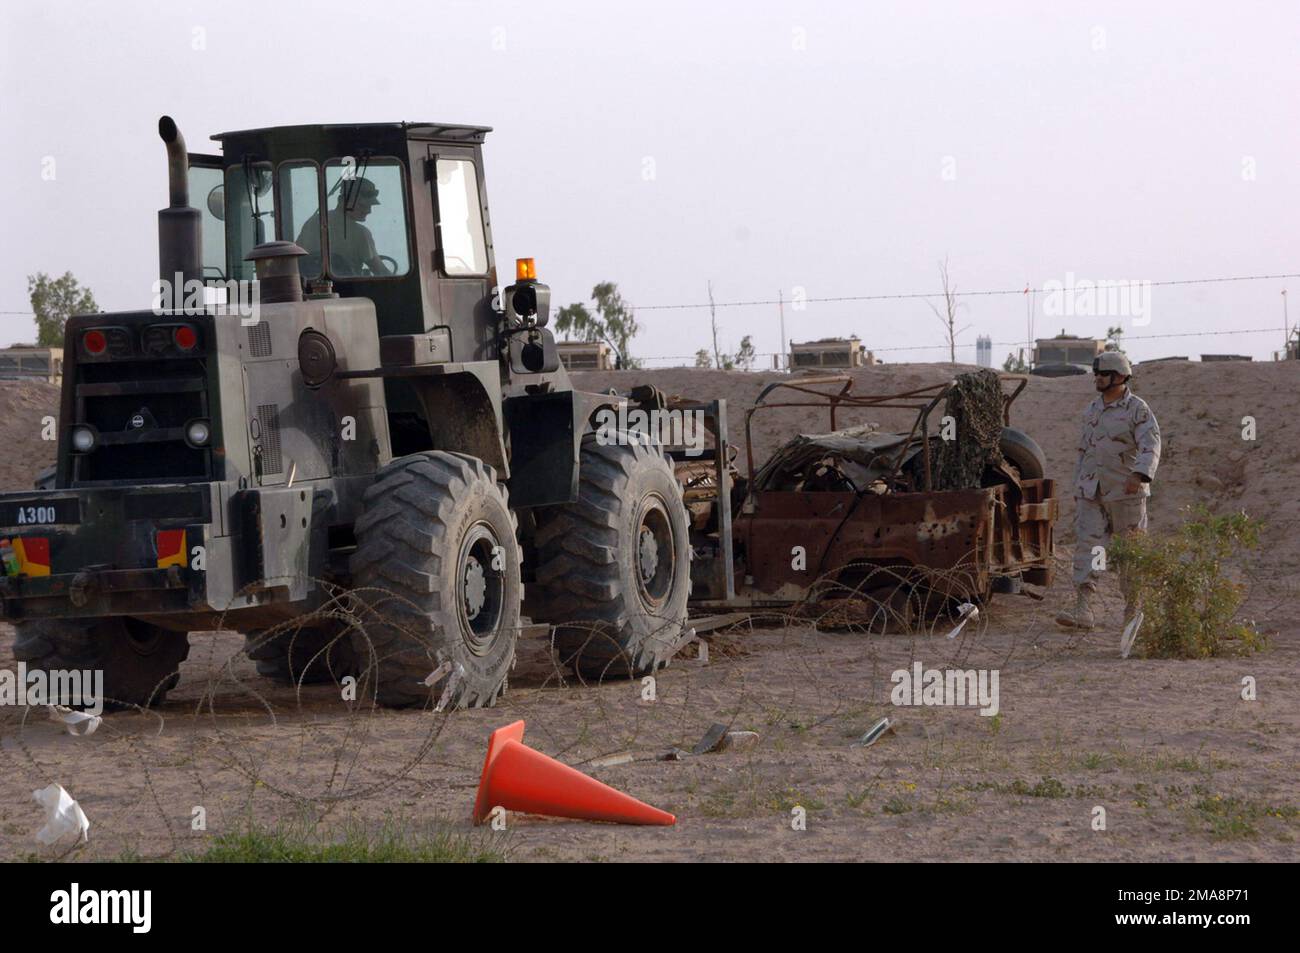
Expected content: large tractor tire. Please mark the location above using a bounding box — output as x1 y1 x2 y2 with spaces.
244 623 359 686
527 433 691 680
999 427 1047 481
348 451 521 708
12 617 190 710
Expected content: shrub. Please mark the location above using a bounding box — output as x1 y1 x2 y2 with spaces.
1110 507 1265 659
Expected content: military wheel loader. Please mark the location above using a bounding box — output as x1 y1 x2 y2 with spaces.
0 116 692 709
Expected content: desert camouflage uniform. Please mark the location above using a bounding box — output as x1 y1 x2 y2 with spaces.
1072 387 1161 597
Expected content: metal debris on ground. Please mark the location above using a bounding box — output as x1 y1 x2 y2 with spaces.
663 626 699 661
518 622 553 640
421 660 453 687
688 612 749 634
1120 611 1144 659
853 717 896 748
48 706 101 737
718 730 760 752
657 748 690 761
945 602 980 639
433 662 466 712
691 722 729 755
588 751 635 768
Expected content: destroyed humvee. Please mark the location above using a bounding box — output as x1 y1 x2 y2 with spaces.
656 373 1058 623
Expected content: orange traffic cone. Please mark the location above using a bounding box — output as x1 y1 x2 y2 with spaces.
473 720 675 826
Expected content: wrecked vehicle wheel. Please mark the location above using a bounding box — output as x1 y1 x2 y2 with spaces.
348 451 521 709
12 617 190 710
528 433 691 680
999 427 1046 481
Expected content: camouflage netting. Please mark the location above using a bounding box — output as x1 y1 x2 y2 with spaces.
929 369 1005 491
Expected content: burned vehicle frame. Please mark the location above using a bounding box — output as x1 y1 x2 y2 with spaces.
666 374 1057 620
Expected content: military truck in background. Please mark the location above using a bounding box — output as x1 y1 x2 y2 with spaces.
0 117 692 709
0 346 64 385
1030 331 1105 377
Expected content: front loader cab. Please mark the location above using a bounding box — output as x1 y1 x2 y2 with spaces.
193 122 507 358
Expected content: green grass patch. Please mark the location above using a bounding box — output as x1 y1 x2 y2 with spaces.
1189 795 1300 841
959 776 1107 800
181 816 507 863
882 796 913 815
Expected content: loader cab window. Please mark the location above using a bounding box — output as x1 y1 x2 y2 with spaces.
188 162 228 281
224 161 275 282
433 157 488 276
321 159 411 278
277 162 324 279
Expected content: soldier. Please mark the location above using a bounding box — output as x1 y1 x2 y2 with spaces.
296 177 391 277
1056 351 1161 630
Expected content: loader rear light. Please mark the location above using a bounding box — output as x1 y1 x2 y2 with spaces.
142 322 201 355
516 258 536 281
156 528 188 569
83 329 107 354
79 326 131 358
4 537 50 577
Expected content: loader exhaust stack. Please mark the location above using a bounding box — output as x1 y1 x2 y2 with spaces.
157 115 202 287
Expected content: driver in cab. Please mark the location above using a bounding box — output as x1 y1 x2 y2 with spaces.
296 176 392 277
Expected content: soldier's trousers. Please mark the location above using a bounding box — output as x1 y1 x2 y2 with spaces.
1072 494 1147 592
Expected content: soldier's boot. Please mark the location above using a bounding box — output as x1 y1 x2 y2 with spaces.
1055 586 1096 630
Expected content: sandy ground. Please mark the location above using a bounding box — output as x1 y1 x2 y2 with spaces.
0 362 1296 861
2 587 1296 861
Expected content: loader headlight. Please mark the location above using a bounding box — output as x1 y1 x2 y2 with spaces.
185 418 211 447
506 279 551 328
71 425 98 453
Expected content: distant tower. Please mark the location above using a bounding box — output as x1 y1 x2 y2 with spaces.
976 334 992 367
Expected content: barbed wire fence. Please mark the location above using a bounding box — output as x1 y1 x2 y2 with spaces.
1 524 1285 861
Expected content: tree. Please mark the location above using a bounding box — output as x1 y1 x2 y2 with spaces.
926 257 968 364
1105 324 1127 356
28 272 97 347
555 281 641 369
694 349 712 368
1002 351 1028 372
735 335 756 371
708 280 722 369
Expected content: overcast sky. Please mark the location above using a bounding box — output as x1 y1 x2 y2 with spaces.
1 0 1296 364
